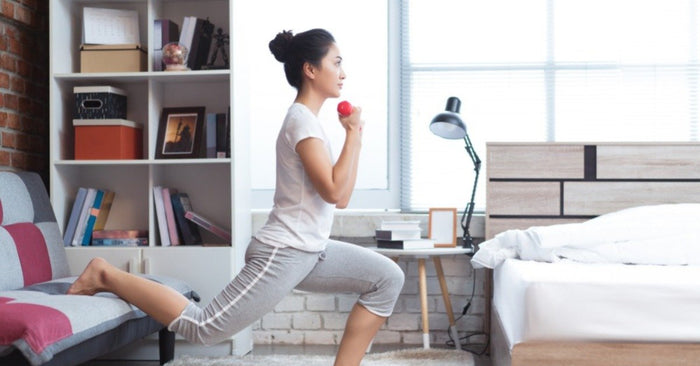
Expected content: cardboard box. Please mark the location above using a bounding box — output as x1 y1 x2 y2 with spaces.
80 44 147 73
74 86 127 119
74 119 143 160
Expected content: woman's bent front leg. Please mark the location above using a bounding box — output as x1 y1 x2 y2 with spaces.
294 240 405 366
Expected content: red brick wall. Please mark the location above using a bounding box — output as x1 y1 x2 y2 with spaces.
0 0 49 184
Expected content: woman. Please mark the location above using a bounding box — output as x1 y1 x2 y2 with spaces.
68 28 404 366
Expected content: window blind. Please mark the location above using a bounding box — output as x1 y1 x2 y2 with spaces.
401 0 700 211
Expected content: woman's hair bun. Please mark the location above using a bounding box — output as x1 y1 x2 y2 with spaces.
269 30 294 63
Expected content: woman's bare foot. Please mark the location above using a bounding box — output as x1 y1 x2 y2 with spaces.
67 257 111 295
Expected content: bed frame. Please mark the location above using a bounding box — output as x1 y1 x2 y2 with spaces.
485 142 700 366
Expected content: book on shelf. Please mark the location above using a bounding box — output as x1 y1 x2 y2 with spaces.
225 107 231 157
153 186 171 246
72 188 96 246
376 238 435 250
80 189 107 246
171 192 202 245
379 220 421 231
154 19 179 71
162 187 180 245
205 113 217 158
216 112 228 158
63 187 88 247
92 230 148 239
184 210 231 242
92 237 148 247
192 18 214 70
375 228 421 241
92 190 115 232
178 16 194 60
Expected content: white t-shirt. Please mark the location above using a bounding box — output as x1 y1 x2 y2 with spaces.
254 103 335 252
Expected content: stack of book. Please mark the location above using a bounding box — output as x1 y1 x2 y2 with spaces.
375 220 435 249
64 188 116 246
92 230 148 246
153 186 232 246
178 16 214 70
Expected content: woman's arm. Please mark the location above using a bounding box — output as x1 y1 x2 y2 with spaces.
296 107 363 207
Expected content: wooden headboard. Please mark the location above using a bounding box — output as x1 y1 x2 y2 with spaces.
485 142 700 240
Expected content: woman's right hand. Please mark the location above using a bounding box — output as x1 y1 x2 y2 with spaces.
339 105 363 134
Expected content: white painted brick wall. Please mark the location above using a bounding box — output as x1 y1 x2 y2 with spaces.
292 313 322 329
251 211 485 347
306 294 336 311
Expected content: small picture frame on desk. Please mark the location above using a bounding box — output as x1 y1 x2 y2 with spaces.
428 207 457 247
155 107 205 159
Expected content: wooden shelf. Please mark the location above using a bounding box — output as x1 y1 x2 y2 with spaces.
49 0 251 356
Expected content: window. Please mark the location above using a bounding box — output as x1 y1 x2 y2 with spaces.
403 0 700 211
242 0 391 209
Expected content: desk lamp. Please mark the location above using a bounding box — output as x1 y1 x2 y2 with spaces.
429 96 481 252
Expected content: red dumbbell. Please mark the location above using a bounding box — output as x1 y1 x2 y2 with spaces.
337 100 353 117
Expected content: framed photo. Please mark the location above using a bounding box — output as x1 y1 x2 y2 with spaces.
155 107 205 159
428 207 457 247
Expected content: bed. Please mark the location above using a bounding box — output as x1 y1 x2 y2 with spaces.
480 142 700 366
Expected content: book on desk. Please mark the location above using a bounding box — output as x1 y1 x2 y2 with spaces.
376 238 435 249
375 228 421 241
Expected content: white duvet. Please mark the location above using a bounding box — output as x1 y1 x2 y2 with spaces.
472 203 700 269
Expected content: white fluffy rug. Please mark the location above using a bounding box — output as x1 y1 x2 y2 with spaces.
165 348 474 366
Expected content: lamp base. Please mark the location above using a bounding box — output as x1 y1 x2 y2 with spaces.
457 237 475 255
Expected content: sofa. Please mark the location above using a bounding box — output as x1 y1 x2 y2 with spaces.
0 171 198 366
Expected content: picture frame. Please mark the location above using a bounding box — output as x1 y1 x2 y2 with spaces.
155 106 205 159
428 207 457 247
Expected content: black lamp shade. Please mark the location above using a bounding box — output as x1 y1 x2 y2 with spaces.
430 97 467 139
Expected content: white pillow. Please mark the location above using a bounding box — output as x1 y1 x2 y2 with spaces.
532 203 700 249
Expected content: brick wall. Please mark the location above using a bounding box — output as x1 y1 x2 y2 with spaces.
251 212 487 348
0 0 50 184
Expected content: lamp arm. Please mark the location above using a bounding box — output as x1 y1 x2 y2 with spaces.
463 133 482 169
461 134 481 252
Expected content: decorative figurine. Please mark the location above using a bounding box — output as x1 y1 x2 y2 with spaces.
162 42 190 71
203 28 229 70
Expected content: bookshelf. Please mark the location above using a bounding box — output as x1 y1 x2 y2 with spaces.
49 0 252 358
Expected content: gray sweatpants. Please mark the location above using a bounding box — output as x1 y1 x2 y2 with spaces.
168 238 405 345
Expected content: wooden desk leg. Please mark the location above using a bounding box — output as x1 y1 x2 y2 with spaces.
418 258 430 349
434 257 461 350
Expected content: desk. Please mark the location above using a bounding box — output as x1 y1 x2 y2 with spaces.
368 246 473 350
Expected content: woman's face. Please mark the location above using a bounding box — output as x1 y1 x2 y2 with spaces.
313 43 346 98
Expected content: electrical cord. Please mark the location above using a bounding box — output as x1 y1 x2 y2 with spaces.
445 265 490 356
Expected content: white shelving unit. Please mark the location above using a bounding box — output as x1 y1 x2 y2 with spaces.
49 0 252 358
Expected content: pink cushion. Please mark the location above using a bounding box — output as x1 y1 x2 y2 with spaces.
5 223 51 287
0 296 73 354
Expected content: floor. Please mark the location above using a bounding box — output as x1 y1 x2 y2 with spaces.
81 344 491 365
